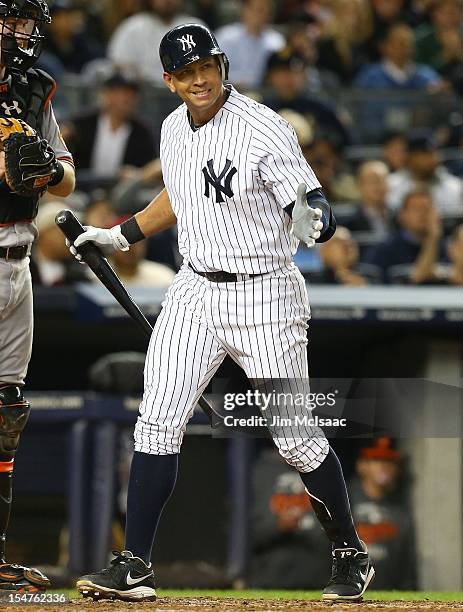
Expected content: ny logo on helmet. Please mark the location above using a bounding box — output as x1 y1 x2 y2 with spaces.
177 34 196 52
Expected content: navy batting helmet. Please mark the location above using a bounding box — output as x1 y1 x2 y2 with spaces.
159 23 229 80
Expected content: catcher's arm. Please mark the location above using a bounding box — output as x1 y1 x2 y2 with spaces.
0 117 75 198
47 159 75 197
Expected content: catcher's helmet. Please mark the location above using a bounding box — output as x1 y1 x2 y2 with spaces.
0 0 51 72
159 23 229 80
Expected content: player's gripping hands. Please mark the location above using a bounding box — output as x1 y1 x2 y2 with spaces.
291 183 325 247
66 225 130 261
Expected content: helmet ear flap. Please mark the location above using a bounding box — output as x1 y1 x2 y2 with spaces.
219 54 229 80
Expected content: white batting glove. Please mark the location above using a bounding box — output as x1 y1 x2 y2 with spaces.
65 225 130 262
291 183 324 248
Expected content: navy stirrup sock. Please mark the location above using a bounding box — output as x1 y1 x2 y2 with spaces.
299 447 362 550
124 452 178 563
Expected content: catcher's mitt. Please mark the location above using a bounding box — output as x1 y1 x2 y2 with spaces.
0 117 59 197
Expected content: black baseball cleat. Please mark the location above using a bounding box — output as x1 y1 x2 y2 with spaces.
322 542 375 602
0 562 50 592
76 550 156 602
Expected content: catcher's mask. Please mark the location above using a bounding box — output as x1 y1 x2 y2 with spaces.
0 0 50 72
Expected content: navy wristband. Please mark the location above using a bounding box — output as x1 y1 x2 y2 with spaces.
120 216 145 245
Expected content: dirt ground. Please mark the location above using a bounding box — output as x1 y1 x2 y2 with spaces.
2 598 463 612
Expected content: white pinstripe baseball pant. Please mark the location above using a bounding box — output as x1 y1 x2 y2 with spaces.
134 264 329 472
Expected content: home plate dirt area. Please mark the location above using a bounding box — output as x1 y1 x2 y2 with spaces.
2 597 463 612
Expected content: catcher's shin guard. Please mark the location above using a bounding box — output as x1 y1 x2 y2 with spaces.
0 385 31 562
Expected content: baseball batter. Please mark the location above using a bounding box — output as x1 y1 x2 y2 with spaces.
74 24 374 603
0 0 75 592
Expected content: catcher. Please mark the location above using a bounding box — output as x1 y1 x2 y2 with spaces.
0 0 75 592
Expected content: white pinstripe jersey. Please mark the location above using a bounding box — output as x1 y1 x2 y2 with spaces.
160 86 321 274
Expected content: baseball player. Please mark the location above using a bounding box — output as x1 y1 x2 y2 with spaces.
0 0 75 592
73 24 374 602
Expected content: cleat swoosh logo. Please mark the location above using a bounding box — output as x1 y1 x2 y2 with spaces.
126 571 151 586
359 569 368 582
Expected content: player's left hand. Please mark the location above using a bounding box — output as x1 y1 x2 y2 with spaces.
0 118 59 197
291 183 324 248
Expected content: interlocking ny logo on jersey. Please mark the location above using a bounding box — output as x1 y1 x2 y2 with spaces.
202 159 237 203
178 34 195 52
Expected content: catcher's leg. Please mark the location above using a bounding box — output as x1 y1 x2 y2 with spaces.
0 261 49 591
0 385 49 592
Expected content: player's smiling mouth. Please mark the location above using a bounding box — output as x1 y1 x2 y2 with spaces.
192 89 211 98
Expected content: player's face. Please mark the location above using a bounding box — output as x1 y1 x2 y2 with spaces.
163 57 225 124
0 14 37 49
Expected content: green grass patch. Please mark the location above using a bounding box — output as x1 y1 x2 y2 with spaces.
59 589 463 602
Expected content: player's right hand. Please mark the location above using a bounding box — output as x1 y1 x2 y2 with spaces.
66 225 130 262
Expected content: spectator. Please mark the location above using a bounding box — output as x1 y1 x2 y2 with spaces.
108 0 203 84
316 0 372 84
63 70 156 183
44 0 104 75
312 226 376 285
354 22 444 91
84 191 117 228
102 0 145 40
415 0 463 90
105 216 176 285
387 133 463 215
262 49 349 146
444 223 463 284
248 447 331 589
31 202 89 286
303 135 358 203
349 438 417 590
382 131 408 172
346 161 391 239
365 190 446 284
285 20 341 95
366 0 417 60
215 0 284 89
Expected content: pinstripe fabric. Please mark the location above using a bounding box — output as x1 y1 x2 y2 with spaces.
160 86 320 275
134 265 328 471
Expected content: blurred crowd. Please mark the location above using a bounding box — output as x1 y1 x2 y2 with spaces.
33 0 463 287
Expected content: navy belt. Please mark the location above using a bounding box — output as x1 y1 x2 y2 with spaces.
188 263 260 283
0 245 30 261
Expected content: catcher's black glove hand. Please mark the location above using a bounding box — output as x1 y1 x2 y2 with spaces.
0 117 60 197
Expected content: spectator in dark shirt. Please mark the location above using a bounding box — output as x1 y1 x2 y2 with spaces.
346 161 391 240
31 202 89 286
366 0 419 60
248 447 331 589
316 0 372 84
44 0 104 74
365 189 446 284
415 0 463 90
63 70 156 184
313 226 377 285
262 49 350 146
349 438 417 590
303 135 358 203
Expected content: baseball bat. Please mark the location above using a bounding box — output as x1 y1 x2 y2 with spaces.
55 209 216 423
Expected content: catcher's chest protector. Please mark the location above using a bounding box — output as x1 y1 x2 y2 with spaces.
0 68 55 225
